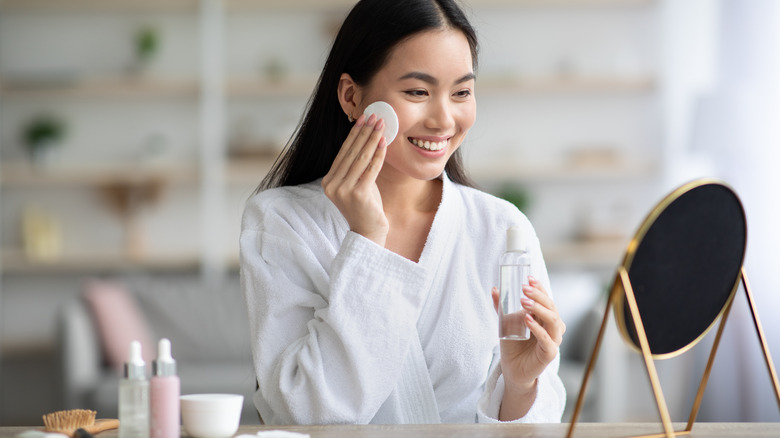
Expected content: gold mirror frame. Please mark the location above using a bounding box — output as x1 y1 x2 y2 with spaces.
612 178 742 360
566 178 780 438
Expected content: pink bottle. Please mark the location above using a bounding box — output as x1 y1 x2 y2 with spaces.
150 338 180 438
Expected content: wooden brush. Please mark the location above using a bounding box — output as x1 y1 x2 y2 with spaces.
42 409 119 438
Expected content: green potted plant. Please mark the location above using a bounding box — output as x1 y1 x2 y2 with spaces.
133 25 160 73
497 184 531 213
22 114 66 166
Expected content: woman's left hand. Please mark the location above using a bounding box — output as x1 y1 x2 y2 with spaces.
491 276 565 420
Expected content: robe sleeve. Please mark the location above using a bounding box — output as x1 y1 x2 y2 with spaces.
241 197 429 425
476 352 566 423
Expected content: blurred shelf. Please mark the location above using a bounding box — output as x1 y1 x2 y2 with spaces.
478 75 655 95
227 75 319 99
471 160 658 183
224 156 657 186
226 253 240 271
0 74 654 100
0 248 202 274
0 0 199 13
0 160 280 188
225 157 276 185
227 74 654 99
544 238 628 270
0 162 199 187
0 76 200 100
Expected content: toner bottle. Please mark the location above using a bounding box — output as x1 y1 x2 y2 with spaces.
499 226 532 341
119 340 150 438
150 338 180 438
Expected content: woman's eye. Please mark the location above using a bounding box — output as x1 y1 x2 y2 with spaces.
405 89 428 97
455 89 472 98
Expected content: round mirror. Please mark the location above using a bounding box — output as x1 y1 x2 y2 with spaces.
613 179 747 358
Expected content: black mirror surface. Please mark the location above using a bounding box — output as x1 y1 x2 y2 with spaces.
614 180 747 358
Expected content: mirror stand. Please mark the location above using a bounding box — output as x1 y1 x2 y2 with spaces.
566 267 780 438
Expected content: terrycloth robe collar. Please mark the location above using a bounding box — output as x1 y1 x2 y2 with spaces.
371 172 463 424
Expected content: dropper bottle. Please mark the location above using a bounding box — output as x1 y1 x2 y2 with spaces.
119 340 150 438
150 338 180 438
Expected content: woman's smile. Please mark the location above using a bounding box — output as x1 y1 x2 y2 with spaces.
409 136 450 152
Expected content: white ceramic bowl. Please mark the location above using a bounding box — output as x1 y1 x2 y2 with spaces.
180 394 244 438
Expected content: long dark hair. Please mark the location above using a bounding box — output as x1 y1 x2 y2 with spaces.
257 0 479 192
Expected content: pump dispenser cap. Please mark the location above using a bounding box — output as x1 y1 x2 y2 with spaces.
124 340 146 380
152 338 177 377
506 226 526 252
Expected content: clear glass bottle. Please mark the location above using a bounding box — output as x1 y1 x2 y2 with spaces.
119 340 150 438
499 226 531 341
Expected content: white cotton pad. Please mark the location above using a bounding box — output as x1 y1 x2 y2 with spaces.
363 101 399 144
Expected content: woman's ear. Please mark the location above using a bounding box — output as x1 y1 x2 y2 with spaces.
337 73 362 121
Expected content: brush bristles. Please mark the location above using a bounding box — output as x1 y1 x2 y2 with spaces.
42 409 96 433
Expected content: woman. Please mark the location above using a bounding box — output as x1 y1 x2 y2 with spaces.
240 0 566 424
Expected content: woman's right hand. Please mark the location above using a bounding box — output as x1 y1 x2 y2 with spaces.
322 113 390 247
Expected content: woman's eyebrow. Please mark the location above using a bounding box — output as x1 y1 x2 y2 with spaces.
455 72 476 84
399 72 476 85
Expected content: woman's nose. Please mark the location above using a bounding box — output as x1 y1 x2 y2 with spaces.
425 97 455 131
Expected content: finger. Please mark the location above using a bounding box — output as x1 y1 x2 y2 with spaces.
527 276 547 296
329 114 378 183
520 279 562 339
356 134 387 186
335 116 380 186
327 114 366 180
491 287 499 314
522 299 565 343
343 118 386 186
329 114 376 183
525 315 558 360
523 281 557 313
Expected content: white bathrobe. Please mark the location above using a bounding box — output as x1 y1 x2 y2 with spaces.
240 173 566 425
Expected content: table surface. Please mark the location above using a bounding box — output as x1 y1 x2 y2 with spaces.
3 423 780 438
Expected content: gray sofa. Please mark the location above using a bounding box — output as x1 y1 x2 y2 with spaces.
57 274 261 424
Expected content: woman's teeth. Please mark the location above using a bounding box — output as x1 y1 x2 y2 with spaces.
410 138 447 151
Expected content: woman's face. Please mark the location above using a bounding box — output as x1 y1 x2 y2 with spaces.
359 28 476 182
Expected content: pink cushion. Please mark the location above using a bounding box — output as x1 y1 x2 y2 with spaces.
83 279 155 371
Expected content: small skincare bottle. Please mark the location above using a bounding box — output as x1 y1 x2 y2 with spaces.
119 340 150 438
150 338 180 438
499 226 532 341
